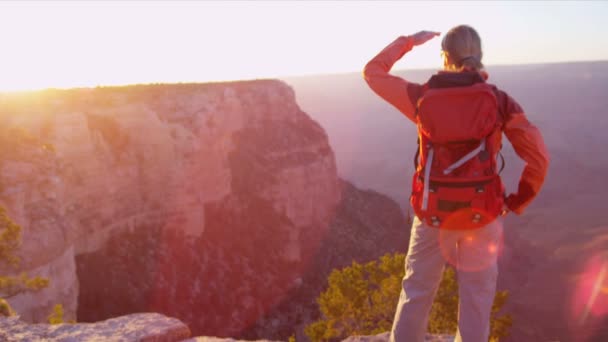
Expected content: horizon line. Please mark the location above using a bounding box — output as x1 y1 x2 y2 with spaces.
282 59 608 79
2 59 607 93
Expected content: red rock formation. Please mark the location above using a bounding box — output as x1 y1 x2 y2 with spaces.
0 80 340 334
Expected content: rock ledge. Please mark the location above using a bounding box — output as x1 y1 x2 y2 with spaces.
0 312 190 342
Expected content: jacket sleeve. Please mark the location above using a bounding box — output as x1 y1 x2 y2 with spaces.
363 36 423 123
499 91 550 214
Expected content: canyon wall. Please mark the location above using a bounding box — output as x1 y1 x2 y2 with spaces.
0 80 341 335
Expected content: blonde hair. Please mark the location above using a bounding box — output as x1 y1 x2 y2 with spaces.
441 25 483 71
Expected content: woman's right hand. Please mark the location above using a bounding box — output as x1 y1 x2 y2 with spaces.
410 31 441 46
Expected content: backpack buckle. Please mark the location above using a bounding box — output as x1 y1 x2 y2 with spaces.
472 213 482 223
430 216 441 227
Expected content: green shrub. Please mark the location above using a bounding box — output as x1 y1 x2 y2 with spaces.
0 206 49 313
306 253 512 341
48 304 64 324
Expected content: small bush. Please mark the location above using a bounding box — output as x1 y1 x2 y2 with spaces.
48 304 64 324
306 253 512 341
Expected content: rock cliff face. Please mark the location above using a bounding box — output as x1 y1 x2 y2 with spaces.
241 180 409 340
0 80 343 336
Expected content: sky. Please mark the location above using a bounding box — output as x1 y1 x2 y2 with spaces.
0 0 607 91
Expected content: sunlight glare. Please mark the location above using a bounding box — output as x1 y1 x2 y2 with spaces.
568 254 608 341
1 1 605 91
437 218 504 272
488 243 497 254
575 257 608 325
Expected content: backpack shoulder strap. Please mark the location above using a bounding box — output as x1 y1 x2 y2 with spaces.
414 83 430 118
487 84 507 174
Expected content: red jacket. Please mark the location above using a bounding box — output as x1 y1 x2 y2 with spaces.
363 36 549 215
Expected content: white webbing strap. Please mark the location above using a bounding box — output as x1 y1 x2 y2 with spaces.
422 148 434 211
443 140 486 175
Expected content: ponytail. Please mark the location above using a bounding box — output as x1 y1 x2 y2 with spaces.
442 25 484 71
459 55 483 71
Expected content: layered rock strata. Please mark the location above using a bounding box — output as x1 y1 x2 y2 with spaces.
0 80 340 336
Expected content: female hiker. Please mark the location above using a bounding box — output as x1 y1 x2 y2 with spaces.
363 26 549 342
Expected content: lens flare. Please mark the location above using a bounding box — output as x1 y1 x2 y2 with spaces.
437 219 503 272
569 254 608 341
488 243 498 254
573 256 608 323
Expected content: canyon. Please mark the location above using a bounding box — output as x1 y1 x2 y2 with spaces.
0 80 408 340
2 61 607 341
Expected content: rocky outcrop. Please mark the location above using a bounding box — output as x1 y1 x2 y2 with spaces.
0 313 190 342
185 333 451 342
341 332 454 342
184 338 280 342
1 315 459 342
0 80 340 336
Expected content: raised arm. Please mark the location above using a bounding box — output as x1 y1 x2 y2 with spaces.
499 91 550 214
363 32 439 123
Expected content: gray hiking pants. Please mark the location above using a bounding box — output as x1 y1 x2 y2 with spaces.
389 216 503 342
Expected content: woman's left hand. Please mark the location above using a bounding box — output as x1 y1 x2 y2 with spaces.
500 204 510 216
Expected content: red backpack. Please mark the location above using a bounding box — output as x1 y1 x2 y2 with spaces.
411 82 505 229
